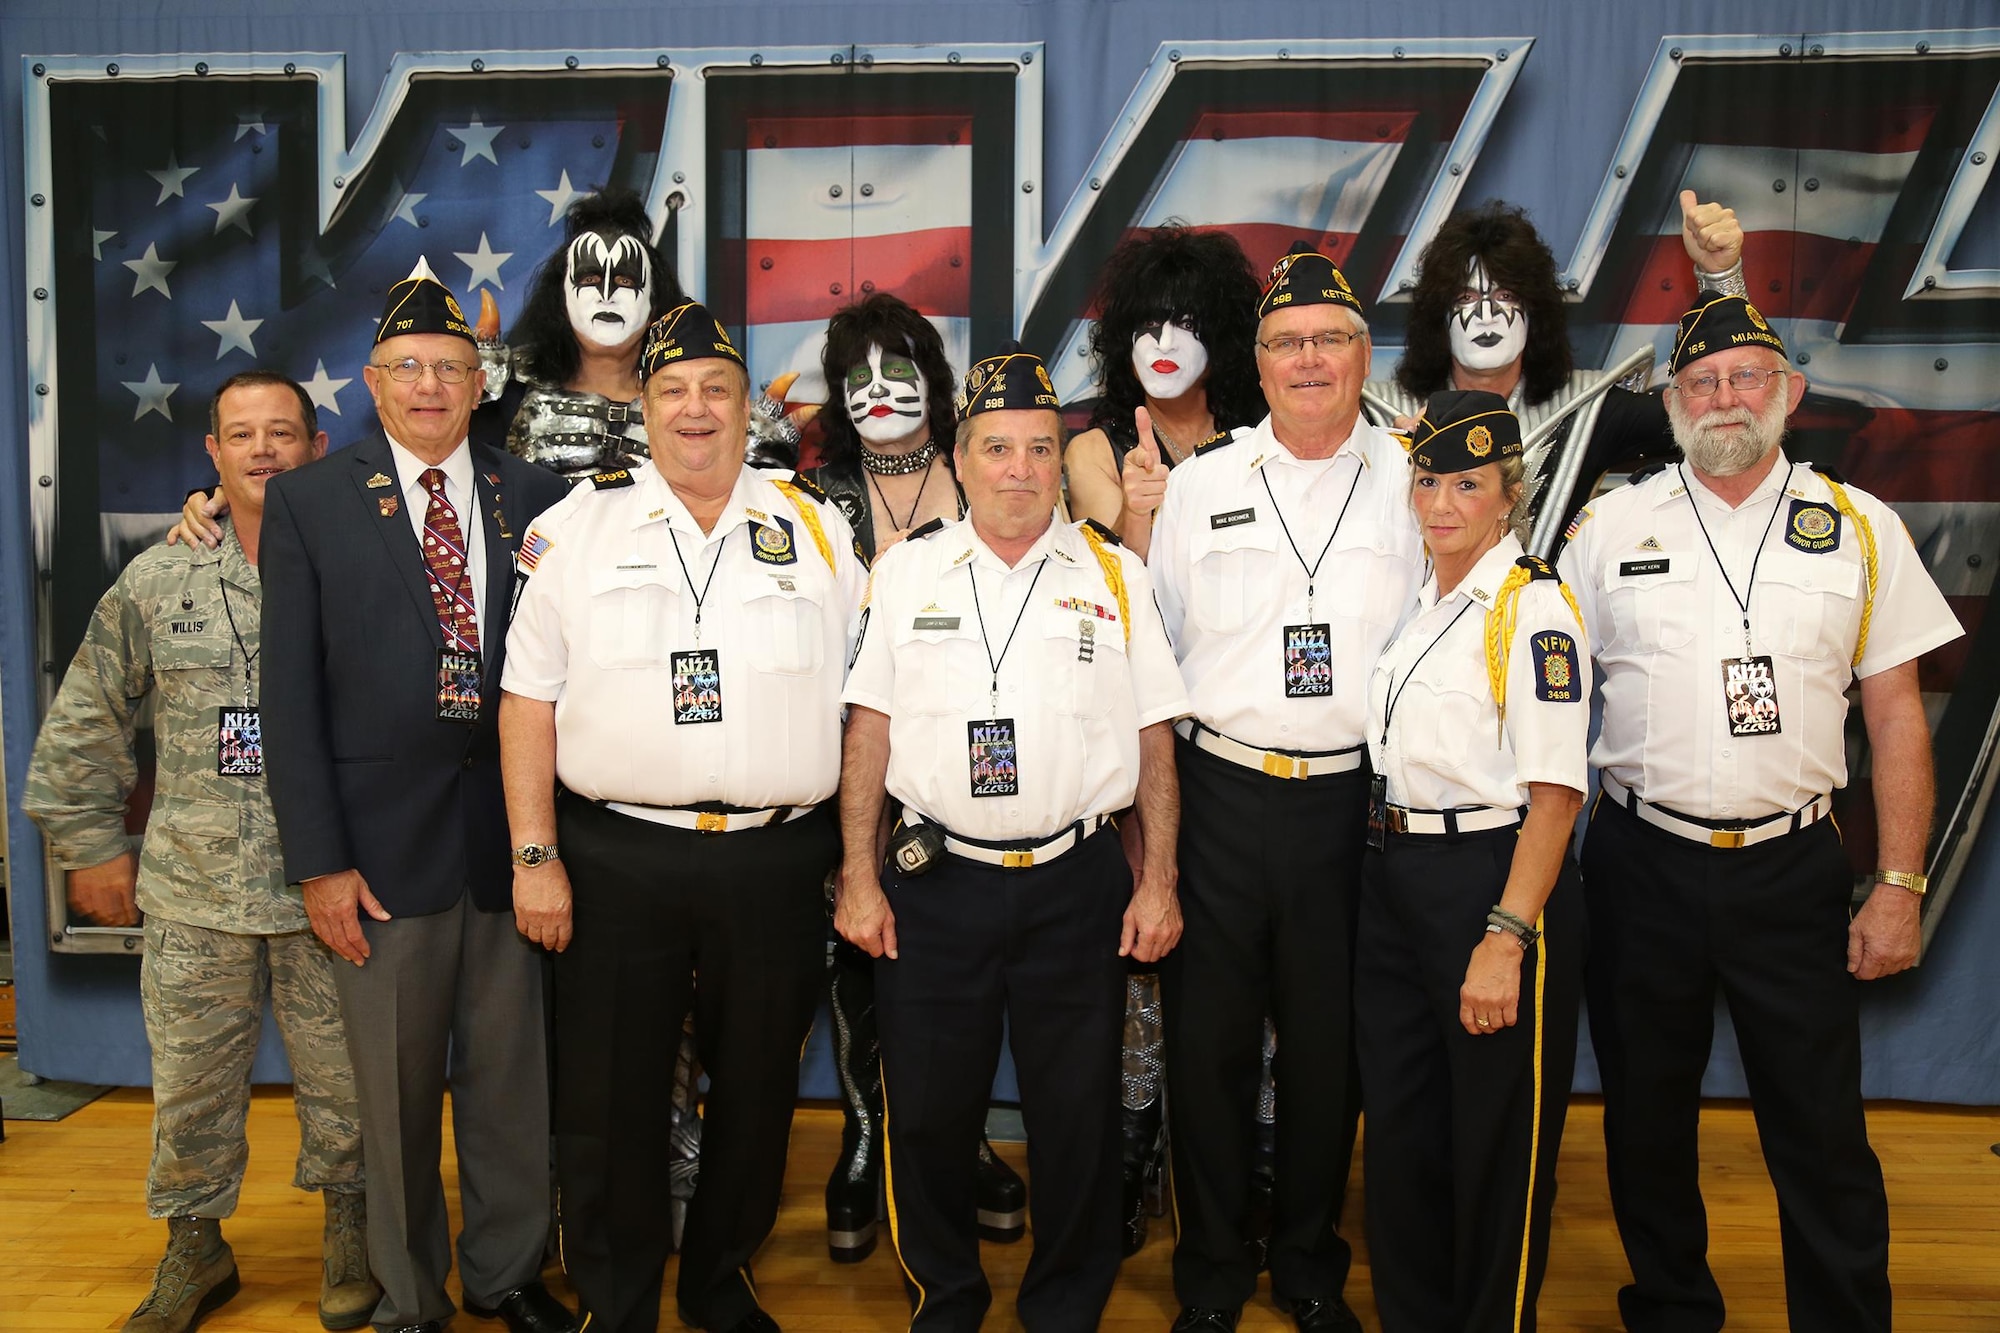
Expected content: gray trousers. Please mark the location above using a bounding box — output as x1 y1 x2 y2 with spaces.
141 915 363 1218
332 892 550 1327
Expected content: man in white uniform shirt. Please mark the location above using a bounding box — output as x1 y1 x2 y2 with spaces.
1147 242 1422 1333
501 302 864 1333
1559 294 1961 1333
835 345 1189 1332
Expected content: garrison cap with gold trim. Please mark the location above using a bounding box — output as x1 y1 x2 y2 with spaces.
374 257 477 347
1408 389 1522 473
955 340 1059 421
1257 240 1366 321
640 301 745 379
1668 293 1786 375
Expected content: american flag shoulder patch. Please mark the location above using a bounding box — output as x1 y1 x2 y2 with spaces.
518 528 552 573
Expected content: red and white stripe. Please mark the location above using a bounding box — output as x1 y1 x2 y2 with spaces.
739 113 973 402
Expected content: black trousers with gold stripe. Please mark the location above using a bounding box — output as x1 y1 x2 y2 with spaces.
1356 824 1583 1333
1582 793 1890 1333
551 795 836 1333
876 827 1127 1333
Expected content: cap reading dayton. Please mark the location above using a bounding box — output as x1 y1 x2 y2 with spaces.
1407 389 1524 473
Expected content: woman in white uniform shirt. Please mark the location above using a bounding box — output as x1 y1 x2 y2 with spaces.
1358 390 1590 1333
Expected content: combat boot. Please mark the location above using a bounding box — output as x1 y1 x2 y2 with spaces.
975 1136 1027 1243
825 942 885 1262
124 1216 239 1333
319 1188 381 1330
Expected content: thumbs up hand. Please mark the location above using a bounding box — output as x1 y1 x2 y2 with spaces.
1680 189 1743 274
1123 406 1169 520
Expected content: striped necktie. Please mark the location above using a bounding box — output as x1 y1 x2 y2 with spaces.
418 467 480 652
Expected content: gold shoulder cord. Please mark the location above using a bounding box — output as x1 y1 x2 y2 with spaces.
1818 476 1878 668
1079 523 1133 645
770 477 837 573
1485 567 1586 725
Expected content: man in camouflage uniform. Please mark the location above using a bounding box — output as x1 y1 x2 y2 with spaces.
24 370 379 1333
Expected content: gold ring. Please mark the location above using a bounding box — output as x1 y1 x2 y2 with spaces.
1476 1017 1492 1027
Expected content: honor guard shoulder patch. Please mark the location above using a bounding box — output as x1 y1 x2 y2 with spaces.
1194 431 1239 457
1785 499 1841 554
1807 460 1849 485
1080 518 1123 547
907 517 947 542
1531 629 1582 703
1515 554 1559 580
591 468 635 489
780 472 830 504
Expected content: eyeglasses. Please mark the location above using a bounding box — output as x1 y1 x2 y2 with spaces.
372 357 474 384
1257 330 1365 357
1672 366 1787 398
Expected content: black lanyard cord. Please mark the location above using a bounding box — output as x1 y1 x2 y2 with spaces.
1679 463 1790 659
668 527 731 645
217 579 259 705
1259 458 1364 620
1380 600 1476 748
967 557 1047 718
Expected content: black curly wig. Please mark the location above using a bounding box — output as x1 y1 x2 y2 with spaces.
1396 200 1573 407
508 187 688 388
817 292 960 467
1085 225 1267 439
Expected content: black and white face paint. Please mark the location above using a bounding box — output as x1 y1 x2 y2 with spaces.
1448 259 1527 372
565 230 653 349
843 342 929 447
1131 314 1209 400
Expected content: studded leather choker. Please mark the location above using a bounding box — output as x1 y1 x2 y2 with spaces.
859 439 938 476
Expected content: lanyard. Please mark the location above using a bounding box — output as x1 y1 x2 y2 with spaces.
1679 463 1789 660
217 580 259 706
668 527 731 646
1379 600 1475 748
967 557 1047 718
1259 458 1364 621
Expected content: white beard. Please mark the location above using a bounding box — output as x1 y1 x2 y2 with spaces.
1667 380 1790 476
1132 324 1209 400
1448 258 1527 373
846 343 930 448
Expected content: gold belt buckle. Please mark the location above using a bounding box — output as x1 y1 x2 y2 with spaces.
1002 850 1035 869
1709 827 1746 849
1261 751 1305 780
695 811 729 834
1386 807 1409 835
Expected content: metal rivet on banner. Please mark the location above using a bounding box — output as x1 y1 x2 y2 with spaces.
565 56 579 69
948 52 961 64
949 255 962 268
1022 181 1034 192
1399 280 1414 292
106 62 119 76
31 193 45 206
471 59 484 73
1660 278 1673 291
831 53 843 66
593 135 605 148
1168 50 1181 63
1916 41 1930 55
1090 178 1102 191
760 257 773 270
658 55 671 68
33 62 45 76
1669 47 1682 60
829 184 842 198
1973 151 1989 166
1779 43 1792 57
1496 48 1509 62
1935 358 1950 372
333 174 345 188
1924 275 1937 289
36 386 49 397
674 171 686 183
667 191 686 210
39 473 52 484
860 183 874 197
34 287 47 300
1810 44 1824 57
1449 163 1462 175
1796 352 1811 364
446 139 460 153
1772 179 1786 192
750 54 763 67
861 280 876 293
518 137 529 149
1278 49 1290 60
418 216 429 228
284 62 296 76
830 283 842 295
1614 165 1627 178
1970 553 1985 569
1566 278 1581 292
1769 280 1782 293
196 62 209 76
860 54 873 68
1804 178 1819 191
1393 46 1406 59
1021 51 1033 64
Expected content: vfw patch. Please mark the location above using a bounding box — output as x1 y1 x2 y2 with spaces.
1531 630 1581 703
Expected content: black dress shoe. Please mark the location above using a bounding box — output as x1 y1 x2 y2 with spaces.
381 1324 445 1332
1286 1296 1363 1332
1170 1308 1240 1332
463 1280 579 1333
712 1311 780 1333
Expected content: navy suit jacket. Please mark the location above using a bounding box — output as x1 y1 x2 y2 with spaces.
260 432 570 916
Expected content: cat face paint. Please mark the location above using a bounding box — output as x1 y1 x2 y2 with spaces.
843 342 929 446
1131 315 1209 400
564 230 653 349
1447 259 1527 372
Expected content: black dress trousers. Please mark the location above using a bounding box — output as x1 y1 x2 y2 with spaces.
1581 792 1891 1333
876 828 1128 1333
1159 738 1369 1311
551 795 836 1333
1356 825 1583 1332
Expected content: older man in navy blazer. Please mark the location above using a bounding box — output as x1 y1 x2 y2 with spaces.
261 262 574 1333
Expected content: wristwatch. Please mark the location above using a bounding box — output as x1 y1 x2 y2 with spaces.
1876 869 1927 898
512 843 560 868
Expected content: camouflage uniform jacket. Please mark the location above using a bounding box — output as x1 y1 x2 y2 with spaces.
23 522 303 934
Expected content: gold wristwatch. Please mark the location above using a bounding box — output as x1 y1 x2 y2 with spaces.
512 843 560 868
1875 869 1927 898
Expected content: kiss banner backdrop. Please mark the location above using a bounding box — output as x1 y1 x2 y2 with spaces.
2 0 1996 1101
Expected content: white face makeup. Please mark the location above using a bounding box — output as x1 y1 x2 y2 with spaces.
1131 316 1210 400
844 343 930 447
1447 259 1528 372
564 230 653 349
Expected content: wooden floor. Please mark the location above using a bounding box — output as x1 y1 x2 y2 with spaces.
4 1091 1997 1330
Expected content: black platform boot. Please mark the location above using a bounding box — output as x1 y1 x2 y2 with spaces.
667 1014 703 1254
825 940 886 1263
1247 1016 1278 1273
975 1135 1028 1243
1119 970 1168 1256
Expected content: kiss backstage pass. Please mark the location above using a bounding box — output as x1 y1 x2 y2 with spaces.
1283 623 1334 698
1722 655 1782 737
968 719 1020 798
217 707 263 776
1366 774 1388 851
672 650 724 725
437 650 482 723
